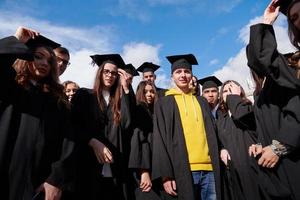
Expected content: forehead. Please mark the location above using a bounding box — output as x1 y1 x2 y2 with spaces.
203 87 218 92
145 84 153 90
34 47 52 58
143 71 154 76
103 62 117 70
66 83 78 88
173 68 192 73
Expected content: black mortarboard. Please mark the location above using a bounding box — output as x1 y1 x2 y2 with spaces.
0 36 33 60
166 54 198 73
25 35 61 50
122 63 139 76
276 0 294 16
198 76 222 91
137 62 160 73
90 54 125 68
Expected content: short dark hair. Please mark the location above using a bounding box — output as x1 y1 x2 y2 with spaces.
55 46 70 57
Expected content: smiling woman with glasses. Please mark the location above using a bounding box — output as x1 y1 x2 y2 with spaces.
70 54 136 200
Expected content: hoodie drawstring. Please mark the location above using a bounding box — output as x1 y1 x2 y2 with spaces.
181 94 198 121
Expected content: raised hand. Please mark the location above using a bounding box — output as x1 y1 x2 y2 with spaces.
263 0 280 25
14 26 39 43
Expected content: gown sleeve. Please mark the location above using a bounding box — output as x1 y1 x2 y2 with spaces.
247 23 300 90
276 94 300 149
226 95 256 130
151 99 174 180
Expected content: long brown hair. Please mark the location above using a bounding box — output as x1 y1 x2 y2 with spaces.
136 81 158 107
287 0 300 50
93 61 121 125
13 46 66 105
219 80 252 113
285 50 300 78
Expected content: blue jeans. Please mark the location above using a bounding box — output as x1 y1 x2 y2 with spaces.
192 171 216 200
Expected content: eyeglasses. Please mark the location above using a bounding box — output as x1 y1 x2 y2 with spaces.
56 56 70 66
103 69 118 77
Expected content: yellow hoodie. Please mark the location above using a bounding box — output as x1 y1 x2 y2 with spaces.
166 88 212 171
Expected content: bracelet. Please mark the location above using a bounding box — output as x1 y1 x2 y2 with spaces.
270 140 289 157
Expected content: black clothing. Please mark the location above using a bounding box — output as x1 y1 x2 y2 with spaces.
217 95 263 200
128 102 162 200
152 95 221 200
156 87 166 98
247 23 300 200
71 88 135 200
0 36 75 200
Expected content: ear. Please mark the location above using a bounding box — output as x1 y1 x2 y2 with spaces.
153 74 156 80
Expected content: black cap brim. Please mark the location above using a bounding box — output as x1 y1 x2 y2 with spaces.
198 76 222 90
25 35 61 50
122 63 139 76
90 54 125 68
166 54 198 73
0 36 33 60
277 0 293 16
137 62 160 73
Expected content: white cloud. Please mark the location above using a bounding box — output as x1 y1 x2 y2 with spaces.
120 42 172 90
209 59 219 66
213 14 296 96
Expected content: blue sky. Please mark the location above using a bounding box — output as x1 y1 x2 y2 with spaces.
0 0 296 93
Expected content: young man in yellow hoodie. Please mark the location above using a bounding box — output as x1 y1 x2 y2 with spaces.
152 54 221 200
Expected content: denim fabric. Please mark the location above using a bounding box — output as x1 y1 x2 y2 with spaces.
192 171 216 200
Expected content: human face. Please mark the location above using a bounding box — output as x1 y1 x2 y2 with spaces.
28 47 52 80
65 83 78 102
102 63 118 90
127 73 133 85
54 50 70 76
202 87 219 107
144 84 155 104
143 71 155 83
289 2 300 31
172 68 192 92
222 84 231 103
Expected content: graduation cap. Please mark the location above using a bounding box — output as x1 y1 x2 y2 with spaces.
276 0 294 16
137 62 160 73
90 54 125 68
122 63 139 76
0 36 33 60
166 54 198 73
25 35 60 50
198 76 222 91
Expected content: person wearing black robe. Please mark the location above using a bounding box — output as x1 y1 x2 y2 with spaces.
216 80 269 200
71 54 136 200
152 54 221 200
137 62 166 97
246 1 300 199
128 80 161 200
198 76 222 120
0 27 75 200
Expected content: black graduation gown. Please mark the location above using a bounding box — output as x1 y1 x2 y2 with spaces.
216 95 266 200
156 87 166 98
128 103 161 200
71 87 135 200
152 95 221 200
129 103 153 171
247 23 300 200
0 36 75 200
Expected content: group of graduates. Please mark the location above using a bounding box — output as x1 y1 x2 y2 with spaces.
0 0 300 200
